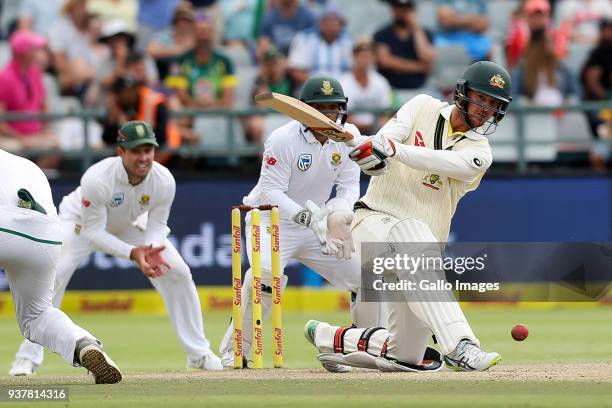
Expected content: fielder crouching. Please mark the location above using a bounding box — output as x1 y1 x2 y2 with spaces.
10 120 222 376
305 61 513 372
1 148 121 383
219 76 386 369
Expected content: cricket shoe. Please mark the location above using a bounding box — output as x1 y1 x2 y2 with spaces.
304 320 352 373
76 338 122 384
8 358 38 377
220 351 249 369
443 339 501 372
188 352 224 371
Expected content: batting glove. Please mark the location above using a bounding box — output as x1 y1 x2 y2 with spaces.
362 161 390 176
349 134 396 171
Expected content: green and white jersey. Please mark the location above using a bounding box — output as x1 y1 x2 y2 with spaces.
165 50 238 101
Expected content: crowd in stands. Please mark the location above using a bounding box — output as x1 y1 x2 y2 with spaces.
0 0 609 170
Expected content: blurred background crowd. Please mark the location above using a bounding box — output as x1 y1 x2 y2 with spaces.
0 0 610 174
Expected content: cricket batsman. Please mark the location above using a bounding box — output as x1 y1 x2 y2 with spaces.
219 75 384 369
305 61 513 372
1 148 122 383
10 120 222 376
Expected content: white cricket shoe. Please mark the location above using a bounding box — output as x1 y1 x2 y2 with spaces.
444 339 501 372
221 351 234 369
78 341 122 384
9 358 37 377
220 351 249 369
188 353 224 371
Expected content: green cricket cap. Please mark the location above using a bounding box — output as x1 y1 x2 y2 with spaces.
117 120 159 149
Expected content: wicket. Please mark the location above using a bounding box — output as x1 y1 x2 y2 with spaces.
231 205 282 369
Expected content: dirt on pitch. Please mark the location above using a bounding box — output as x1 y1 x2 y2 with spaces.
120 362 612 383
4 362 610 385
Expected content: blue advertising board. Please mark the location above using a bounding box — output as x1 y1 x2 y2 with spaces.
48 177 610 290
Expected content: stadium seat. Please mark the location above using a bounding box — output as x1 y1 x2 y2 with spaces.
487 0 520 41
394 88 428 106
0 41 10 69
262 114 292 143
336 0 390 37
234 66 259 109
415 0 439 32
556 111 593 152
566 43 592 75
194 115 247 151
490 114 518 162
490 113 558 162
218 45 252 68
431 45 471 94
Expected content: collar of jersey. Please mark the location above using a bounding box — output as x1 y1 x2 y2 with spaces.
300 125 323 144
441 105 487 141
117 158 151 185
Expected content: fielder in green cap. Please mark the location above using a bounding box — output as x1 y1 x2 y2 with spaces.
9 118 224 374
116 120 159 186
117 120 159 149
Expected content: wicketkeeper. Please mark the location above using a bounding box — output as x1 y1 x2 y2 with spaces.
219 75 385 369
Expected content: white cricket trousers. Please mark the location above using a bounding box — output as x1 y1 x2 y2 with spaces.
15 217 213 366
1 206 95 364
342 209 479 364
219 211 383 357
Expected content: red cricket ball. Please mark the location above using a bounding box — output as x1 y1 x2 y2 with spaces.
511 324 529 341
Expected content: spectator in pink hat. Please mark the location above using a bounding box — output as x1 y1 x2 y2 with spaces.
505 0 569 70
0 30 59 158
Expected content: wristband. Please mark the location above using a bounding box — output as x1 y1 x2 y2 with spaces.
294 209 312 226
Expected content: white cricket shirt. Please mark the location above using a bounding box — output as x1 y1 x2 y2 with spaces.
244 120 361 221
59 157 175 259
0 149 57 216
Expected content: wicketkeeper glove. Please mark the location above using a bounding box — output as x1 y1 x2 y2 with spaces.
294 200 340 256
327 209 355 260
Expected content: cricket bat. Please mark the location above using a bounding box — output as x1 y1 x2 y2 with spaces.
254 92 355 144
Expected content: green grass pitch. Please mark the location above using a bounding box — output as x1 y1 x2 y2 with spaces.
1 307 611 407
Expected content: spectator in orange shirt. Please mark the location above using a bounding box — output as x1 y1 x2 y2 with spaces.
102 75 182 150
